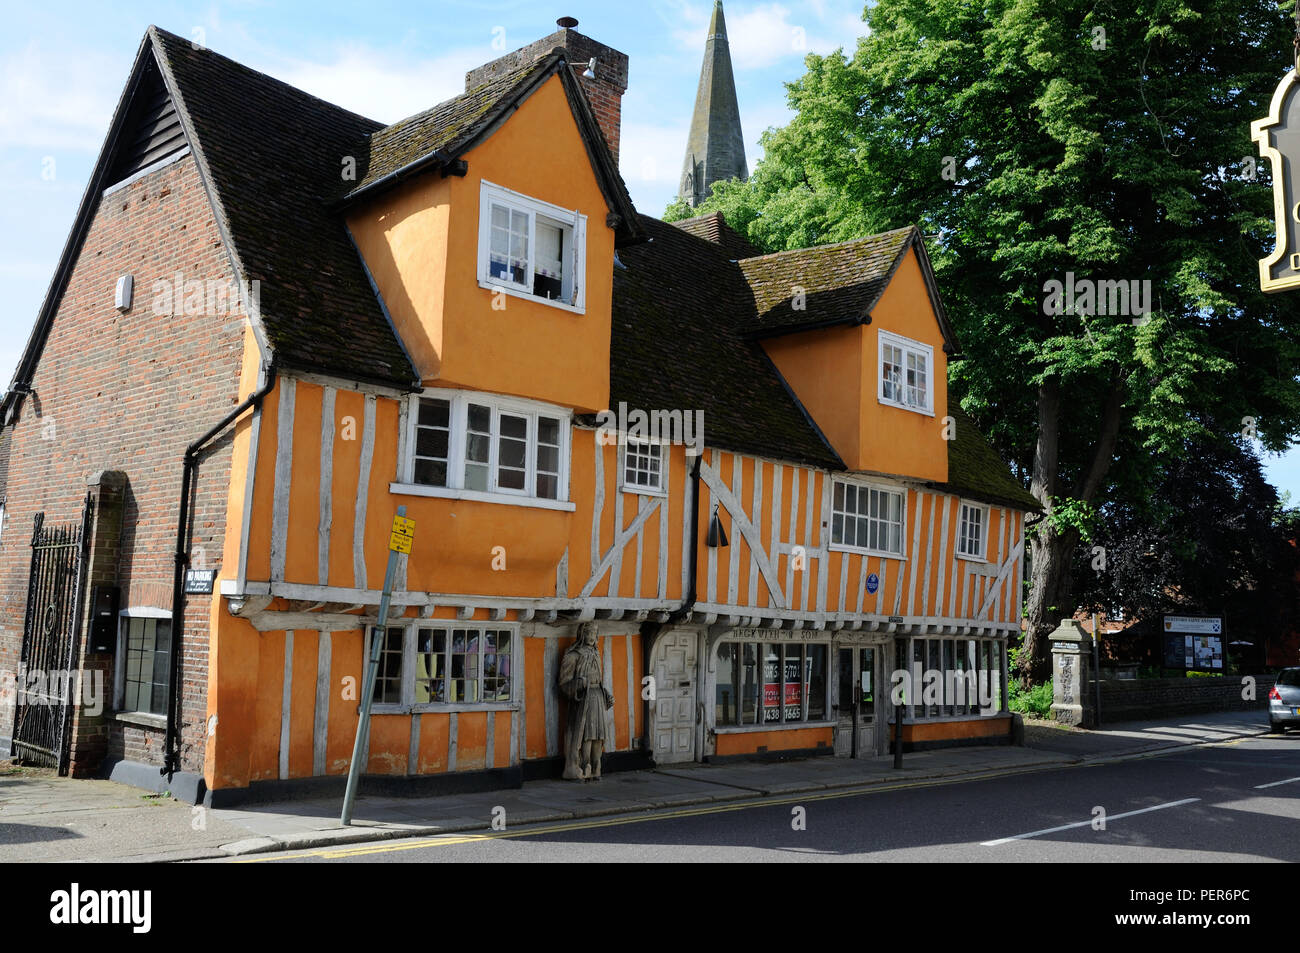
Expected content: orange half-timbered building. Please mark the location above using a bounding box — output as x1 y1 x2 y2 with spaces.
0 20 1038 804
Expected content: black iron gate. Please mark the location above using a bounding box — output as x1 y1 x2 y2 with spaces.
10 496 92 773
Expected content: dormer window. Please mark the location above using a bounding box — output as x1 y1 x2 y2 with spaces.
878 329 934 415
478 180 587 312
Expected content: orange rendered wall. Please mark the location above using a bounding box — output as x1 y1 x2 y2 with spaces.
714 726 833 757
346 74 615 413
890 714 1011 743
762 324 863 467
860 247 948 483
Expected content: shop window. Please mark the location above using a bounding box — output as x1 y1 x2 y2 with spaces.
367 624 516 709
403 390 570 503
831 479 905 556
477 180 587 311
897 636 1005 721
715 641 828 726
117 613 171 716
372 625 405 705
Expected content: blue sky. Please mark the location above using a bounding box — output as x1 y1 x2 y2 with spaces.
3 0 1298 497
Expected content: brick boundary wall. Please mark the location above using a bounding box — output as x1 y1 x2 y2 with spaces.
0 154 246 778
1097 675 1277 723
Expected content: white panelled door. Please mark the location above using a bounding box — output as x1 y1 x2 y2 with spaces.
651 630 697 763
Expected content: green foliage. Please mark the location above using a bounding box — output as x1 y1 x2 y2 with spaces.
698 0 1300 454
687 0 1300 655
1008 679 1055 717
662 197 694 222
1047 496 1098 541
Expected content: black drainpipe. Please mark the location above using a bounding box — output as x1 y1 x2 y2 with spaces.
163 364 277 779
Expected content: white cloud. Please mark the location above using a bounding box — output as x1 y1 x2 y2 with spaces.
0 41 121 152
620 119 690 186
272 45 490 124
671 1 863 71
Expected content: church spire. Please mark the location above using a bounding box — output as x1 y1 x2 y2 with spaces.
678 0 748 207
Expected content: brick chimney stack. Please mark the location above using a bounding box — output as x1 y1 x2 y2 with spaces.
464 17 629 165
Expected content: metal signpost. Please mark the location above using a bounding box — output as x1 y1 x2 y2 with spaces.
341 506 413 826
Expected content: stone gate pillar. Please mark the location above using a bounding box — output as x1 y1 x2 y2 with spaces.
1049 619 1095 728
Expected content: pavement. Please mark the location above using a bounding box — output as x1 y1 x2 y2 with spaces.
0 709 1271 863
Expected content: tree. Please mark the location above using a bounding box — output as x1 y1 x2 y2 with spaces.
1073 434 1300 665
677 0 1300 682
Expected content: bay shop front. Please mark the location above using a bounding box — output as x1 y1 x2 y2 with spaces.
646 623 1012 764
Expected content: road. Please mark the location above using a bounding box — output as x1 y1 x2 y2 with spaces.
222 734 1300 863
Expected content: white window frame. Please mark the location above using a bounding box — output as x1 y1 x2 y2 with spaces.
366 622 520 714
828 477 907 558
394 388 573 510
895 636 1005 721
877 329 935 416
477 180 587 314
618 435 667 497
113 607 172 716
956 500 989 561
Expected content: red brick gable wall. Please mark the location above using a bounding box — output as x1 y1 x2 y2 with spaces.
0 154 248 776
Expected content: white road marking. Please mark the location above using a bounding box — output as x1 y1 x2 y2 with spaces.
1254 776 1300 789
981 798 1201 846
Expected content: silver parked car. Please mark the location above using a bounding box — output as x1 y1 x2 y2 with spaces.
1269 668 1300 733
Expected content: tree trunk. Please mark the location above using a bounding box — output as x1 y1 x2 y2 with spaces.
1018 369 1124 686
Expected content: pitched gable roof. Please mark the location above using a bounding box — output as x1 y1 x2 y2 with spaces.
938 405 1040 511
335 50 641 247
3 25 423 406
610 215 841 469
735 226 960 353
671 211 760 260
622 217 1035 509
149 27 419 387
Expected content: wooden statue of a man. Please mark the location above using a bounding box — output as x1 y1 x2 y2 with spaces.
559 622 613 780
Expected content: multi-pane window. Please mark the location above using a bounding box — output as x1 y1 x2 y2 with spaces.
957 502 987 559
622 440 663 493
120 616 171 715
488 204 529 286
714 641 828 726
407 391 569 502
372 625 405 705
369 624 516 708
479 181 586 309
879 330 933 413
896 636 1004 721
831 480 904 555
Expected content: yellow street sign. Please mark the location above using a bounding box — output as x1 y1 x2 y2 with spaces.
390 515 415 553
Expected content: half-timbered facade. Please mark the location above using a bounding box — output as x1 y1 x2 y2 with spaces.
0 19 1037 805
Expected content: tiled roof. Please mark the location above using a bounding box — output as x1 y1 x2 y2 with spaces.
671 212 760 260
737 226 917 336
335 49 640 246
150 28 418 387
611 215 842 469
13 26 1031 511
937 405 1040 511
636 216 1033 508
343 56 553 197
